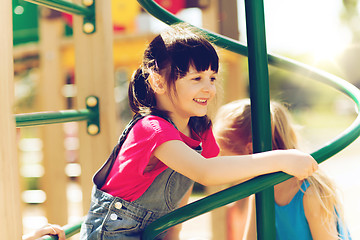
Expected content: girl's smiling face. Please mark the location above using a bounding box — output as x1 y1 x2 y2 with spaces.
168 66 217 120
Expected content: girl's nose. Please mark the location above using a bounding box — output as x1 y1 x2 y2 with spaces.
202 85 209 92
203 80 216 94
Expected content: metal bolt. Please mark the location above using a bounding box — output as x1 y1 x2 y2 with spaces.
83 22 94 33
86 96 98 107
82 0 94 7
88 124 99 135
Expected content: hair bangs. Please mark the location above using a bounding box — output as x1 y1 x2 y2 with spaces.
170 39 219 79
191 41 219 73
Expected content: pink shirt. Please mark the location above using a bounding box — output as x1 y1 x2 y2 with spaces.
101 115 219 201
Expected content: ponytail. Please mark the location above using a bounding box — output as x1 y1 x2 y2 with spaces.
128 68 156 114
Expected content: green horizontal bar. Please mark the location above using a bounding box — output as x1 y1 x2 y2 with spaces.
137 0 360 239
42 220 83 240
15 109 95 127
142 172 290 239
24 0 93 17
13 28 39 46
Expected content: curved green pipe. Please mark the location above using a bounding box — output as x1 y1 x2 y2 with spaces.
268 54 360 161
137 0 360 239
24 0 93 17
137 0 248 55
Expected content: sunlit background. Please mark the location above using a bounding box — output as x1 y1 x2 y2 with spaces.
240 0 352 60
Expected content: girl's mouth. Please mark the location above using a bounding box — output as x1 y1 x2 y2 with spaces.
193 98 207 104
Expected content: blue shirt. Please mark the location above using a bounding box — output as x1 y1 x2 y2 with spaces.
275 181 351 240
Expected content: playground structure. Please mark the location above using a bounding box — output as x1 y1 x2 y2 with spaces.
2 0 360 239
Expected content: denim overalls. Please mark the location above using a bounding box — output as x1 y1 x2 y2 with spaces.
80 114 201 240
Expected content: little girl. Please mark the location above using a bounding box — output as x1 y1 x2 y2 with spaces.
213 99 351 240
80 23 318 240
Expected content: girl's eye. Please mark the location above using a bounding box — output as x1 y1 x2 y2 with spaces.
211 77 217 82
192 77 201 81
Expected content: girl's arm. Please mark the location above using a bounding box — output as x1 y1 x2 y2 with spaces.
303 185 338 240
153 140 318 186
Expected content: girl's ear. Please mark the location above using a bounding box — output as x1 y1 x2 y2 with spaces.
245 142 253 154
148 72 166 94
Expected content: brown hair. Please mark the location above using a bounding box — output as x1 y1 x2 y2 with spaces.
128 23 219 135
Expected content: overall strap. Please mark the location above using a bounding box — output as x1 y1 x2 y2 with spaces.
93 113 177 188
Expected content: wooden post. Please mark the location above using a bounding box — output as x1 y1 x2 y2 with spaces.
203 0 246 104
203 1 247 239
72 0 117 211
203 2 228 238
222 51 247 103
201 0 220 33
0 1 23 238
38 8 68 225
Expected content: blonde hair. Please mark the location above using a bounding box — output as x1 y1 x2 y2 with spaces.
213 99 348 239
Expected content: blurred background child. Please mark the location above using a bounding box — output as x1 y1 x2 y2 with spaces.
213 99 351 240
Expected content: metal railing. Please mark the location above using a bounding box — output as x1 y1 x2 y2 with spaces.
16 109 92 127
16 96 100 135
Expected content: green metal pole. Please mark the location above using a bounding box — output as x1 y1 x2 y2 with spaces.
24 0 93 17
244 0 275 239
15 109 93 127
16 96 100 136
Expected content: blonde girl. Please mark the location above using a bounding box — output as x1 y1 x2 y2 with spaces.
213 99 351 240
80 24 317 240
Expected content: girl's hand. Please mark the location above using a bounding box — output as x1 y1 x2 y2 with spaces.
22 224 65 240
277 149 318 180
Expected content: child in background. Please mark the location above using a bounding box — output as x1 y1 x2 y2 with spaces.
80 23 318 240
213 99 351 240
